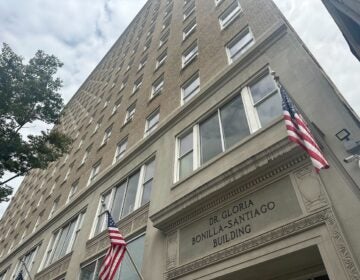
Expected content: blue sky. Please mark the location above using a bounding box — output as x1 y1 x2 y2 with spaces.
0 0 359 217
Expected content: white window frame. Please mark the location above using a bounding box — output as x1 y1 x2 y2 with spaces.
182 41 198 68
133 76 143 93
151 76 164 98
101 126 112 146
111 98 122 115
48 199 59 220
184 1 195 20
174 70 280 182
215 0 224 6
226 27 255 64
91 159 155 237
181 72 200 105
138 56 147 71
88 161 101 186
156 50 167 69
183 18 197 40
39 212 84 271
66 180 79 204
124 103 136 124
11 245 40 280
63 167 71 182
159 30 170 47
81 146 91 166
113 137 128 164
219 1 242 29
144 109 160 137
32 216 41 233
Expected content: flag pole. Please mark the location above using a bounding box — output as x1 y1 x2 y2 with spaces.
101 200 145 280
20 260 33 280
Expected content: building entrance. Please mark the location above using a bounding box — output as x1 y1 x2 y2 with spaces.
213 246 329 280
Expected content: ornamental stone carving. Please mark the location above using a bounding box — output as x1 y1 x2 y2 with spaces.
167 231 178 270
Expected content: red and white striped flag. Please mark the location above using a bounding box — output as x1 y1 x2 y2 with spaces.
280 84 330 172
99 211 127 280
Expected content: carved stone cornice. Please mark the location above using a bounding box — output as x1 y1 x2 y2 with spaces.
151 139 308 233
35 252 72 280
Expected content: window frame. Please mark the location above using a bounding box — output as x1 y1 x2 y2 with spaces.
91 158 155 237
113 137 128 163
124 103 136 124
182 41 198 68
219 1 242 29
226 27 255 64
88 161 101 186
151 75 164 98
183 18 197 40
144 109 160 137
184 1 195 21
155 49 167 70
181 72 200 105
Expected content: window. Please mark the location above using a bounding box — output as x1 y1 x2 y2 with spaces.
145 110 160 136
162 15 172 30
182 41 198 67
184 1 195 20
124 103 136 124
143 38 151 52
40 212 84 269
20 228 27 242
114 137 128 163
176 131 194 180
215 0 224 6
119 78 127 92
78 136 85 149
248 74 282 127
159 30 170 47
133 76 143 93
151 76 164 98
80 234 145 280
138 56 147 71
37 195 43 208
156 50 167 69
111 98 122 115
92 159 155 236
88 161 101 186
219 1 241 29
11 245 40 280
183 18 196 40
181 73 200 104
81 145 92 166
33 216 41 233
226 28 255 63
101 126 112 145
48 199 59 220
175 72 281 181
67 180 79 204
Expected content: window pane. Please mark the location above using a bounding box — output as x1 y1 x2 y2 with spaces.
179 132 193 156
80 262 96 280
250 75 277 104
220 96 250 148
121 172 140 218
256 93 282 126
200 113 223 163
118 235 145 280
144 160 155 182
229 31 254 61
183 76 199 100
141 180 152 205
179 152 193 179
111 183 126 222
94 257 105 280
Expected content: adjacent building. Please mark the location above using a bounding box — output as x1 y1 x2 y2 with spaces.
322 0 360 61
0 0 360 279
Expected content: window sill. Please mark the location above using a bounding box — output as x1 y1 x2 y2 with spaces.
148 91 161 104
121 119 133 130
77 162 85 170
181 55 198 73
97 142 107 151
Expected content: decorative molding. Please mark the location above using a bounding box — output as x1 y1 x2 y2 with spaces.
151 148 308 233
165 210 328 280
293 166 328 212
325 211 360 280
35 253 72 280
167 231 178 270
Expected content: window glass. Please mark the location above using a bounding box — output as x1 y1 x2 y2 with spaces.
182 74 200 103
80 262 96 280
141 160 154 205
180 132 193 156
111 182 126 222
250 74 277 103
121 172 140 218
179 152 193 180
118 235 145 280
219 1 241 28
220 96 250 148
200 112 222 163
228 30 254 62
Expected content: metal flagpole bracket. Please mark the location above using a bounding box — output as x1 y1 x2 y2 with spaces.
270 70 280 86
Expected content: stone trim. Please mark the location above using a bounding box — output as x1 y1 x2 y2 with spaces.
35 252 72 280
164 208 360 280
151 143 308 232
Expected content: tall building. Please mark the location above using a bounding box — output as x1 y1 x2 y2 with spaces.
322 0 360 61
0 0 360 279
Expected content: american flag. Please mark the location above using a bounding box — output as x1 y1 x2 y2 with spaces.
280 84 330 172
99 211 127 280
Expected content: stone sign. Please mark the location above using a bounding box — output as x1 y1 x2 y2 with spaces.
179 176 302 264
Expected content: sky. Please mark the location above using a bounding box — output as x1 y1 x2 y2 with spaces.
0 0 359 217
